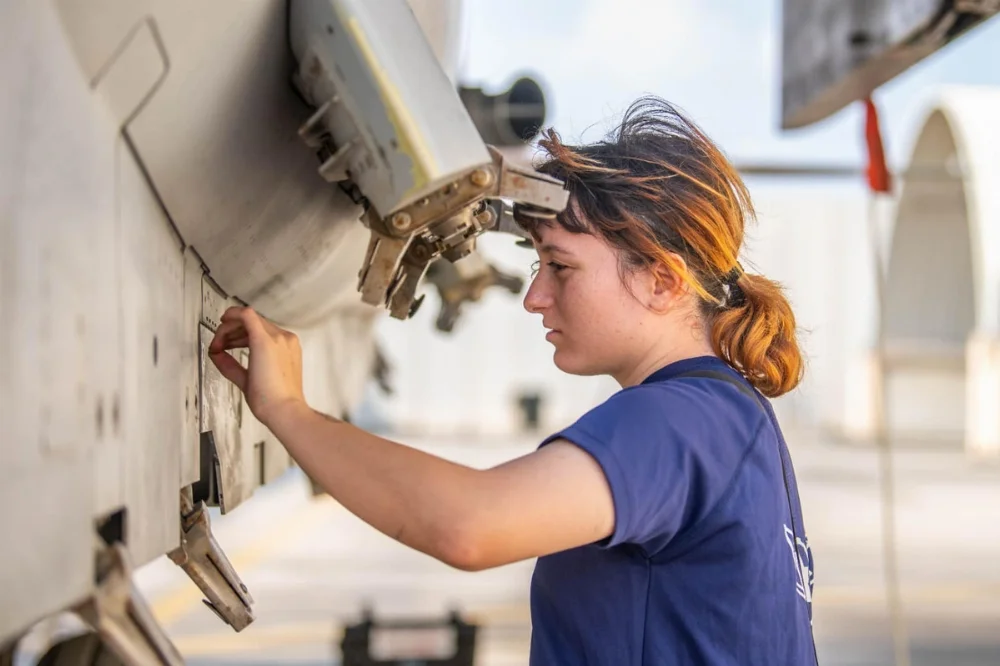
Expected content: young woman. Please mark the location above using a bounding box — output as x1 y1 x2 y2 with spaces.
209 96 816 665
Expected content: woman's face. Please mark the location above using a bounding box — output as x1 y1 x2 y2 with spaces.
523 222 661 381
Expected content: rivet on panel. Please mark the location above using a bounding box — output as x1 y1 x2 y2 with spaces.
470 168 492 188
96 398 104 438
391 212 412 232
112 395 120 435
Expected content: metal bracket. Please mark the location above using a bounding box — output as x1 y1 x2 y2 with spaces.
424 253 524 332
486 145 568 211
0 638 15 666
297 97 362 184
167 492 255 632
954 0 1000 15
74 543 183 666
355 147 568 319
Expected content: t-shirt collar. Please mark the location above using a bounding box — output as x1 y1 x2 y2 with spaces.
639 355 727 385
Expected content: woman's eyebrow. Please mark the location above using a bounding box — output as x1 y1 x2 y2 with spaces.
539 243 572 255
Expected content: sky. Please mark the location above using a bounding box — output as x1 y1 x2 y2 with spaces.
455 0 1000 169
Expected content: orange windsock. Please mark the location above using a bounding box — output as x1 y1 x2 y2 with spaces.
864 97 892 194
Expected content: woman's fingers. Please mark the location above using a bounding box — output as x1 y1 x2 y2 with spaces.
216 306 297 352
220 306 268 339
211 306 307 425
209 319 249 353
209 319 251 390
222 335 250 350
219 306 247 323
209 348 249 391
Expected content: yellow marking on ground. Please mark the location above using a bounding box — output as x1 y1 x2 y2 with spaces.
166 583 1000 658
151 495 338 627
171 604 533 657
815 582 1000 606
174 621 339 657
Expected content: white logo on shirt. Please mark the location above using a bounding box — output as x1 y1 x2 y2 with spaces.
784 525 813 603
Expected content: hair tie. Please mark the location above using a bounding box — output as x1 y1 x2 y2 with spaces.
723 262 743 287
722 263 745 308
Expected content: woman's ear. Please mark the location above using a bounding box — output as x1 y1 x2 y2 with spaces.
644 257 686 314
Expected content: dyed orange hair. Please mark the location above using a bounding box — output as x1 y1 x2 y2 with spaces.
522 96 803 397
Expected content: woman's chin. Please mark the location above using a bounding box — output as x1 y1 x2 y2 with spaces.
552 348 596 376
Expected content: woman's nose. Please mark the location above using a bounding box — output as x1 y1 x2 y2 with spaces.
523 274 551 314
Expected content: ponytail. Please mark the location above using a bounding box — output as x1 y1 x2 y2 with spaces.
525 95 806 397
710 272 803 398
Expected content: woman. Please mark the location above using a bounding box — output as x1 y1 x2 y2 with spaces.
209 96 816 665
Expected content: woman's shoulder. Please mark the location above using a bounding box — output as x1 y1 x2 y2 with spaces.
570 370 769 452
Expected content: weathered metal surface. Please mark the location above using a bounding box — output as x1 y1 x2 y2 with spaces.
239 391 290 488
358 233 415 312
75 544 183 665
117 139 185 564
1 0 105 640
781 0 1000 128
289 0 492 216
287 1 567 321
492 147 569 213
352 146 567 319
197 323 246 514
118 0 373 327
1 0 494 649
196 274 297 512
180 250 205 488
167 499 255 632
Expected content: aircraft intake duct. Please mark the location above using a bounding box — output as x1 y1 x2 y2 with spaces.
458 77 547 146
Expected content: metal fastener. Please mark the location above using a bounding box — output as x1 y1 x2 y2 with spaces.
391 212 412 232
470 168 492 188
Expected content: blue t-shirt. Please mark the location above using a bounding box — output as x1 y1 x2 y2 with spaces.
529 355 815 666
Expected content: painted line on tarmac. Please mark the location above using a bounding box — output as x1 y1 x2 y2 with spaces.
151 494 339 627
170 603 533 657
174 621 338 657
815 581 1000 606
168 582 1000 658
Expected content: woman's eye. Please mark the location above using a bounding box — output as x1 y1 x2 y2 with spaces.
530 260 568 278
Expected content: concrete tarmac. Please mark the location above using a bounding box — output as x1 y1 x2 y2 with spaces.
130 429 1000 665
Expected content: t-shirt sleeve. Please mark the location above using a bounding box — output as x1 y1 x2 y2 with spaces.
539 386 707 552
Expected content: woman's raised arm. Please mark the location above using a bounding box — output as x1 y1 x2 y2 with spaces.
210 306 615 571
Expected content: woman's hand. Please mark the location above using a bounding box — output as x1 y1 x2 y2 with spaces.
208 306 307 426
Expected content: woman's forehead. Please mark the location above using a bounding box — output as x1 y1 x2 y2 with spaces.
534 223 609 257
533 222 573 247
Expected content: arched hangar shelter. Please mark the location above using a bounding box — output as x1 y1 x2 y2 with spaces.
883 86 1000 456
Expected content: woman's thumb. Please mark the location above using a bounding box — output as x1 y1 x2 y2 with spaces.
210 349 249 393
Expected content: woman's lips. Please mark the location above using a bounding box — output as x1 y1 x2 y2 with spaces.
545 329 561 342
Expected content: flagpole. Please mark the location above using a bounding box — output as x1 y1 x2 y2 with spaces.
862 96 911 666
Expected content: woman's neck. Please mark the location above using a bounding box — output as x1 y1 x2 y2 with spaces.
613 322 716 388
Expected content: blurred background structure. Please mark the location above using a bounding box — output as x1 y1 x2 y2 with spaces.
372 0 1000 458
4 1 1000 665
360 2 1000 664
